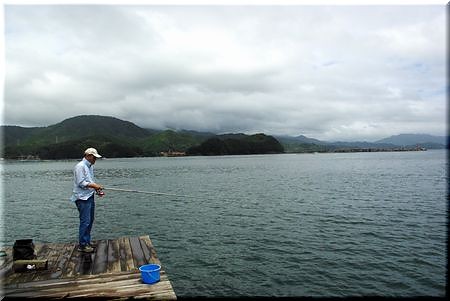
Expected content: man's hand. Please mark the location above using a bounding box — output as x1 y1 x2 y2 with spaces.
88 183 103 191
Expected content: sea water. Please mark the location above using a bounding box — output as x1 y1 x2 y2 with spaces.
1 150 447 297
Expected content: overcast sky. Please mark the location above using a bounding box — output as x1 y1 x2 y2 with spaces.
2 3 446 141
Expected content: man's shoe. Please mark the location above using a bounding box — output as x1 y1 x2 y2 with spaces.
78 245 94 253
88 242 96 249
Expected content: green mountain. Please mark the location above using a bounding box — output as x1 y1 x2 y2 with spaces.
3 125 45 146
140 130 212 156
1 115 278 159
2 115 155 159
3 115 150 145
186 133 284 156
37 115 151 143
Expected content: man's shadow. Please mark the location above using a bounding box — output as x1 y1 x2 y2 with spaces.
79 252 95 275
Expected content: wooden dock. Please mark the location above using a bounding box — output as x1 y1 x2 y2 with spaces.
0 235 177 299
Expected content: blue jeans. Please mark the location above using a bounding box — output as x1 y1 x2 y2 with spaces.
75 194 95 247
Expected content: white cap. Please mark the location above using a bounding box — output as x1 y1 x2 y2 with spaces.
84 147 102 158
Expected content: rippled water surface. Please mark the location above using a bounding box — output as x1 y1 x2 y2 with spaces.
1 150 447 297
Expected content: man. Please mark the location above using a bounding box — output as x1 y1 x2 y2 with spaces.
70 147 104 253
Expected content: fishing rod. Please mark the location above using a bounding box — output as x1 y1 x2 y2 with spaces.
100 187 196 199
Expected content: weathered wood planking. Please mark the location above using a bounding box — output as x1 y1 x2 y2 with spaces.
1 235 176 300
3 271 175 299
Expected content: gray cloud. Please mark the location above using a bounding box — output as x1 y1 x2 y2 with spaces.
3 5 446 141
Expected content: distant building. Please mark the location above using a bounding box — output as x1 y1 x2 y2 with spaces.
160 150 186 157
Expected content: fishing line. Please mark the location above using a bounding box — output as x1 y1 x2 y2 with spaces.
101 187 197 199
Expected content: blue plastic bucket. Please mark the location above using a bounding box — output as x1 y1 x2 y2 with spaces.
139 264 161 284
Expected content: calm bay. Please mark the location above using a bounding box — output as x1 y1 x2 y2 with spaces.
1 150 447 297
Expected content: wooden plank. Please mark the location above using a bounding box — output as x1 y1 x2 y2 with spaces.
139 235 153 264
12 260 48 272
78 252 95 276
4 272 138 293
107 239 121 273
139 236 161 265
91 239 108 275
5 282 176 299
0 246 13 267
6 270 138 290
48 243 76 280
30 242 67 282
62 244 82 278
129 236 146 268
4 275 137 298
0 246 14 279
4 270 175 298
40 243 61 269
118 236 135 272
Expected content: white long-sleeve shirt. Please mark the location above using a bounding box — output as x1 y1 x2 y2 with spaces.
70 158 96 202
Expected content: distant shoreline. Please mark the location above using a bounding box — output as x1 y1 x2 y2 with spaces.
2 147 436 161
322 146 428 153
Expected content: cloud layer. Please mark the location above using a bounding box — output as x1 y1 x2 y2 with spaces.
4 5 446 141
